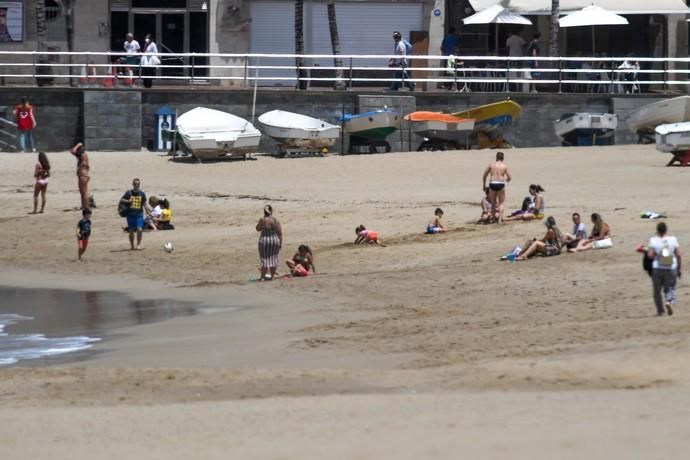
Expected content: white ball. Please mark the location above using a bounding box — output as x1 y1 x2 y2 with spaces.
163 242 174 253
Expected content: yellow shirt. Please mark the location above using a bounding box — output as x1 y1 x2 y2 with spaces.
161 208 171 222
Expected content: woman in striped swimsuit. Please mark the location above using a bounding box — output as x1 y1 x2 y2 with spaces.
256 204 283 281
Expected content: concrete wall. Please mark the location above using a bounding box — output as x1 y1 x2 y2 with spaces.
0 87 676 152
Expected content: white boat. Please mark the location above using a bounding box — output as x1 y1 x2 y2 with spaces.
655 122 690 153
258 110 340 151
553 112 618 146
176 107 261 160
626 96 690 134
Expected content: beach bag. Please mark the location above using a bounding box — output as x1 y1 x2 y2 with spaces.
118 201 129 217
642 253 653 276
592 238 613 250
660 241 674 267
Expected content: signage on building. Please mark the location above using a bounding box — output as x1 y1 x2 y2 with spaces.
0 1 22 42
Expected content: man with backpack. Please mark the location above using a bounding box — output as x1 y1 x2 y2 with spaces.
388 31 415 92
120 178 151 250
647 222 682 316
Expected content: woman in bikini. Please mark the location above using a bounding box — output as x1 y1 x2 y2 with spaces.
286 245 316 277
573 212 610 252
71 142 90 210
517 216 563 260
32 151 50 214
505 184 545 222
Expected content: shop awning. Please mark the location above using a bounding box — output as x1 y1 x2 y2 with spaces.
468 0 690 15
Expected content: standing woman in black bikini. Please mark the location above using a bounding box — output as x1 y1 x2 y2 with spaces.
482 151 512 223
256 204 283 281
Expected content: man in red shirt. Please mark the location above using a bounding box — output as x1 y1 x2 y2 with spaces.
13 97 37 152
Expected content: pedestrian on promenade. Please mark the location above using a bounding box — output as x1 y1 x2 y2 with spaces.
527 32 541 93
647 222 682 316
13 97 36 152
140 33 160 89
256 204 282 281
70 142 90 211
388 31 415 92
31 151 50 214
120 178 150 250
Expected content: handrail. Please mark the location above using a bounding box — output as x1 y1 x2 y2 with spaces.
0 51 686 92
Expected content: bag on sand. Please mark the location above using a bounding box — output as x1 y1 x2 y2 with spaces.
592 238 613 250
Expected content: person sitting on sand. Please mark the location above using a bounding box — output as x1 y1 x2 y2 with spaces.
516 216 562 260
563 212 588 252
355 225 385 246
145 196 162 230
505 184 545 222
573 212 610 252
478 188 493 224
427 208 447 234
286 245 316 277
157 198 174 230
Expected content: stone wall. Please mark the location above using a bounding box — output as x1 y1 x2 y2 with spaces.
0 87 680 152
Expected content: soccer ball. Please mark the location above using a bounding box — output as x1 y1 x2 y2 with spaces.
163 242 174 253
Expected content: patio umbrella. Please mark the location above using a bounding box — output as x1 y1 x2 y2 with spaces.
558 5 628 55
463 5 532 54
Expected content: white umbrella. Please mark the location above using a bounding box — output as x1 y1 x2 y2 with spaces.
559 5 628 55
463 5 532 53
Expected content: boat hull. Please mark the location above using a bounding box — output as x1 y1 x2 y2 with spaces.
176 107 262 160
452 100 522 132
409 119 475 142
258 110 340 150
655 122 690 153
343 111 400 141
627 96 690 133
553 113 618 137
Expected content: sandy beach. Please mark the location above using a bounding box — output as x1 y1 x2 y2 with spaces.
1 145 689 458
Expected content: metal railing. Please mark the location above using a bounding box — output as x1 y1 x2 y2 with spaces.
0 51 688 93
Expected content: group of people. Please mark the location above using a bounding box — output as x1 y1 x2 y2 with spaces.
114 32 160 88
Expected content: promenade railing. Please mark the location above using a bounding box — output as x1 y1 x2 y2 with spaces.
0 51 687 93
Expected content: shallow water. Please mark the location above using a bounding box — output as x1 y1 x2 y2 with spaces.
0 286 198 366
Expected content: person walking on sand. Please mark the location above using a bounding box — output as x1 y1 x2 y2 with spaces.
482 151 512 224
120 178 150 250
14 97 37 152
76 208 92 261
647 222 682 317
70 142 90 210
31 151 50 214
256 204 282 281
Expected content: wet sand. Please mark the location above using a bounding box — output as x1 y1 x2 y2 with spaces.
1 145 690 458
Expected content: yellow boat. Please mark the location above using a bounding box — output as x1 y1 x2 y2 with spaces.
452 99 522 133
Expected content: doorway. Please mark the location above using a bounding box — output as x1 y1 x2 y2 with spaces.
160 13 184 77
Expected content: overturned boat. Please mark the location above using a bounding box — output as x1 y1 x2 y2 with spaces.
341 109 401 153
404 111 475 151
627 96 690 141
655 122 690 166
554 113 618 146
258 110 340 153
176 107 261 160
452 99 521 149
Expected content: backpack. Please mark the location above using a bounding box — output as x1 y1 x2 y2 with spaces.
659 241 674 267
402 39 413 56
118 190 131 217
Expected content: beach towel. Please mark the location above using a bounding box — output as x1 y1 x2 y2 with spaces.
592 238 613 250
640 211 667 219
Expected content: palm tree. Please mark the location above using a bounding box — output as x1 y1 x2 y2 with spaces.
326 1 346 90
294 0 307 89
34 0 47 51
56 0 77 85
549 0 559 57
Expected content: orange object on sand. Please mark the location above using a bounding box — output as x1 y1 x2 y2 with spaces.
366 231 379 241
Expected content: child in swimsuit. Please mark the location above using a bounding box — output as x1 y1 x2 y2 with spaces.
426 208 447 234
479 188 493 223
286 244 316 277
76 208 92 261
355 225 385 246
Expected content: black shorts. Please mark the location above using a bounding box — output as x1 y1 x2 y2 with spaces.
489 182 505 192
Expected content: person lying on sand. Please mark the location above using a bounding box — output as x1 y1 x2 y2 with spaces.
286 244 316 277
573 212 610 252
516 216 562 260
427 208 447 234
505 184 545 222
355 225 386 246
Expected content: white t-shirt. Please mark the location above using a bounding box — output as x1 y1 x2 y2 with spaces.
150 205 162 219
572 222 587 239
394 40 407 67
648 235 679 270
124 39 141 54
506 34 525 57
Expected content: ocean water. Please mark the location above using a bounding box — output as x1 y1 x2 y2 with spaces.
0 286 198 366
